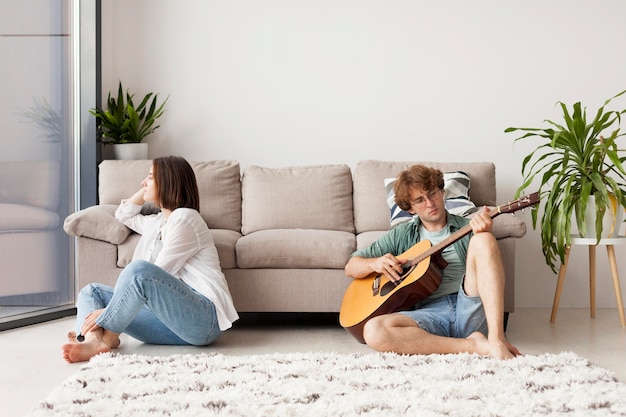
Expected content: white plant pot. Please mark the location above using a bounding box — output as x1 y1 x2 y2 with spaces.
581 196 624 238
102 143 149 160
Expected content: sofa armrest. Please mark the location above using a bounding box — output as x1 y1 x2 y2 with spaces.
465 208 527 240
491 213 527 240
63 204 131 244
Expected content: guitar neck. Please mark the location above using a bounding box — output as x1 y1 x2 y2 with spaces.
409 206 502 266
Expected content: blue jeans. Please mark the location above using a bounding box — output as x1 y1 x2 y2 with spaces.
75 260 222 345
398 285 487 338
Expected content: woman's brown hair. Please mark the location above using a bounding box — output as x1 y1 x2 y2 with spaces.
152 156 200 211
394 164 444 211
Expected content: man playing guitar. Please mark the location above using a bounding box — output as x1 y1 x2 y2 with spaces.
344 164 520 360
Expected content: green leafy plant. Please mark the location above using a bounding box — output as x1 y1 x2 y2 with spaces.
89 81 168 144
505 90 626 272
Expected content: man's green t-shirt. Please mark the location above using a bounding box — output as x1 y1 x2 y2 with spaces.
351 213 471 300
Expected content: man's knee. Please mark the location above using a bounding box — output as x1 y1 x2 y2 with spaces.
469 232 498 252
363 314 417 351
467 232 503 269
363 316 390 351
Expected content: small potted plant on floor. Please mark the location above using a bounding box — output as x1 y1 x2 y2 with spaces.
90 81 168 160
505 90 626 272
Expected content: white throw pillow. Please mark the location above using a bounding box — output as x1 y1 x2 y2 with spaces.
385 171 476 228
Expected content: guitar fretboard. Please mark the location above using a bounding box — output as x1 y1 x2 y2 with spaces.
408 193 538 266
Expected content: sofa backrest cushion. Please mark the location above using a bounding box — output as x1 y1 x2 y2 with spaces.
241 164 355 235
0 161 59 210
99 160 152 206
193 161 242 231
353 160 496 233
99 159 242 232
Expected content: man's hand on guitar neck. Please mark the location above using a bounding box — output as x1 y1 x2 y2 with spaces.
469 206 493 234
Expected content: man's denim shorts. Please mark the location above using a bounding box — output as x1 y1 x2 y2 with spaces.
398 286 487 338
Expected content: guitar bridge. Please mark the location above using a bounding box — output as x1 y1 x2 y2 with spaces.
372 275 381 296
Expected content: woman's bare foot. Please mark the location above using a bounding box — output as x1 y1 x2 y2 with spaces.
62 339 111 363
102 333 121 349
66 331 78 343
62 328 120 363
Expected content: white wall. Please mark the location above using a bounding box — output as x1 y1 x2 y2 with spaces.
101 0 626 309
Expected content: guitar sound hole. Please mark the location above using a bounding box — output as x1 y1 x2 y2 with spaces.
379 264 414 296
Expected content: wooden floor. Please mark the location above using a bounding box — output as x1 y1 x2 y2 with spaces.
2 308 625 417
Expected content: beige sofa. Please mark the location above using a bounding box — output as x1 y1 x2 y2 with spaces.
64 159 527 325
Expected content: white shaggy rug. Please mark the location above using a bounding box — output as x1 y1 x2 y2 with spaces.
28 351 626 417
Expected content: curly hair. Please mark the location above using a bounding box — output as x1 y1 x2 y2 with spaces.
393 164 444 211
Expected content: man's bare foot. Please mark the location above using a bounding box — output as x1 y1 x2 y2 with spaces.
487 340 517 360
499 339 521 358
467 332 519 360
62 339 111 363
467 332 490 355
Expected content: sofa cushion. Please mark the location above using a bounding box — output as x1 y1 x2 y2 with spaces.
384 171 477 228
63 204 131 244
116 229 240 270
98 160 152 205
241 164 355 235
193 161 242 232
117 233 141 267
491 213 527 239
98 160 242 232
0 203 60 231
353 160 496 233
356 231 386 251
236 229 356 268
209 229 240 270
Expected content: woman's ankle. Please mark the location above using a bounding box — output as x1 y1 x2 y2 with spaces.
102 331 121 349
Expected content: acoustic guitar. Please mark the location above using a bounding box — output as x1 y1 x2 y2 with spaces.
339 192 539 344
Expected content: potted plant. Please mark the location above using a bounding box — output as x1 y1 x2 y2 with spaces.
505 90 626 272
90 81 168 160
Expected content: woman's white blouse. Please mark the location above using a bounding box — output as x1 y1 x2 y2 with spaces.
115 201 239 331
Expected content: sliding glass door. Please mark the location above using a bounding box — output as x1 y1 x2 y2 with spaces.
0 0 77 327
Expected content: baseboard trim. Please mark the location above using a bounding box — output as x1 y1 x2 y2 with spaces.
0 306 76 331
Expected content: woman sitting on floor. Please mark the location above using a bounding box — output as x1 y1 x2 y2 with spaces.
62 155 239 363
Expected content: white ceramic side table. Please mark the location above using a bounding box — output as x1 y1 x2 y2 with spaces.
550 236 626 327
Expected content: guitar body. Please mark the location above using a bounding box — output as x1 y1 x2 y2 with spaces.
339 240 444 344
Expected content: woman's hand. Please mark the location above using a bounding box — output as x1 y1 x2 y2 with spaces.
127 188 146 205
80 309 105 335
